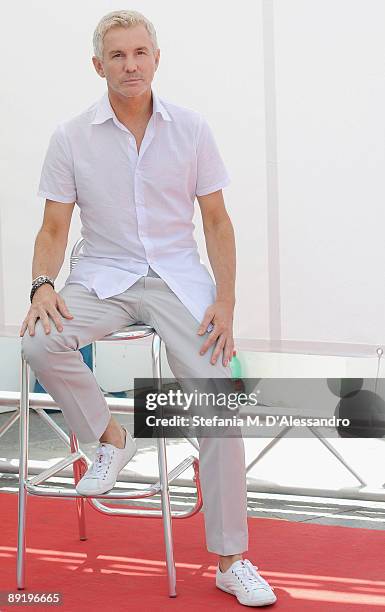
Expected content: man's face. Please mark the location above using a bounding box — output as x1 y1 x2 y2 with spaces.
92 24 160 98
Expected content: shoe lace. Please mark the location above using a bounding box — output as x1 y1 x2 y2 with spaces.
233 560 270 592
89 445 114 477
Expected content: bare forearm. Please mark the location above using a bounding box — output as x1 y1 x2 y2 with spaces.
32 229 66 282
204 218 236 304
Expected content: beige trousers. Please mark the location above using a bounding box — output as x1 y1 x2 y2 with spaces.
21 272 249 555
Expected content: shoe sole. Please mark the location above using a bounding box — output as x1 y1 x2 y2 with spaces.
216 583 277 606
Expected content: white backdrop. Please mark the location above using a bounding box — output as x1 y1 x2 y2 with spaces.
1 0 384 350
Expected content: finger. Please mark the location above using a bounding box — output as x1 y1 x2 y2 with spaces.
197 311 214 335
19 319 28 337
46 307 64 332
58 298 74 319
199 321 226 354
210 336 226 365
199 329 220 355
222 337 234 367
27 315 39 336
38 310 52 335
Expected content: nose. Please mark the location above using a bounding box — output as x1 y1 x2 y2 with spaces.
123 55 138 73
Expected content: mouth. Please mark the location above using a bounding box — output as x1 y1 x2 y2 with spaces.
122 79 142 83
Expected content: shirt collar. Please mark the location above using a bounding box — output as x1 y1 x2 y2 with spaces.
91 87 172 125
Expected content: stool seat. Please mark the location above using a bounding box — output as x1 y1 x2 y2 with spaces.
101 324 155 341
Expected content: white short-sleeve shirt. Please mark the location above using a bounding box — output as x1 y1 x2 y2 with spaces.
37 88 231 331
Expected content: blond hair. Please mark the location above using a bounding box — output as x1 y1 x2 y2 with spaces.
93 10 158 58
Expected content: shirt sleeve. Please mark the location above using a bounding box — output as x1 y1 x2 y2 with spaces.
195 115 231 197
37 124 77 203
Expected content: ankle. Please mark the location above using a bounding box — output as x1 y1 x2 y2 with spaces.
219 554 243 573
100 427 126 449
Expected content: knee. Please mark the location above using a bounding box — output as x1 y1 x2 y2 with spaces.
21 320 65 371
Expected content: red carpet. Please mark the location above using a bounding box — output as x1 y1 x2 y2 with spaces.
1 492 385 611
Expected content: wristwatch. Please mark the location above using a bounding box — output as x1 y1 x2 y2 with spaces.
30 275 55 303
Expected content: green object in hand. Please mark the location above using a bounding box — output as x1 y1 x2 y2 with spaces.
230 349 242 379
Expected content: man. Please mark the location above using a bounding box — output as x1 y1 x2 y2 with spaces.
20 10 276 607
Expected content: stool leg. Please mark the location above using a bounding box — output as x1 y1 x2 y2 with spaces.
152 334 177 597
17 354 29 589
70 433 87 540
157 436 177 597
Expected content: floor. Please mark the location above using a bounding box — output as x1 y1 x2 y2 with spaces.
1 409 385 531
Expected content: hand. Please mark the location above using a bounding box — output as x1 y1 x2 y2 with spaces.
19 284 74 337
197 299 235 366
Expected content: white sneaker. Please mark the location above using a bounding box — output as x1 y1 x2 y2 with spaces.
216 559 277 607
76 427 137 496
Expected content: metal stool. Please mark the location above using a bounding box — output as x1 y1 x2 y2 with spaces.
17 238 202 597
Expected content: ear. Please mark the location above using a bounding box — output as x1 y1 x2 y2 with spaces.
154 48 160 71
92 56 105 78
